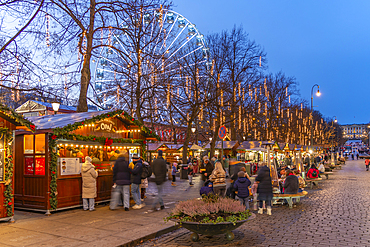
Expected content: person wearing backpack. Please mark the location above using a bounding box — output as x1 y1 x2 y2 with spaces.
140 160 152 200
234 171 251 210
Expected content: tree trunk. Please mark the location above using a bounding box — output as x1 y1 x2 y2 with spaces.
77 0 95 112
182 122 192 164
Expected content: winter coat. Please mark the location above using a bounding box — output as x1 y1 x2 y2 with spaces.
171 164 178 176
234 177 251 198
255 166 273 197
152 156 167 185
113 156 131 185
205 162 214 180
209 168 226 186
307 168 319 178
283 174 299 194
81 162 98 198
130 160 143 185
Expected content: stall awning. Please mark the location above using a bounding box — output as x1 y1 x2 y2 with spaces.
204 141 239 149
190 144 203 150
237 141 262 150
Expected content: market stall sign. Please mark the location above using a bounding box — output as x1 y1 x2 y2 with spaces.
94 119 117 133
0 133 4 182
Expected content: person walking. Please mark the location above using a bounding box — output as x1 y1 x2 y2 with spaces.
81 156 98 211
351 153 354 160
356 153 359 160
188 163 194 186
255 165 273 215
130 154 144 209
365 158 370 171
141 160 150 201
110 151 130 211
151 150 167 211
209 161 226 197
171 162 178 186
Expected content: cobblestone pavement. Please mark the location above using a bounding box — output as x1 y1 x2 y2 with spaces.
139 160 370 247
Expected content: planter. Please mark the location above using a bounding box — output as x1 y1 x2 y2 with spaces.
172 213 256 241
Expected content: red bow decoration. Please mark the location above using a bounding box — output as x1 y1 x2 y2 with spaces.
30 125 36 131
52 171 56 174
105 138 113 146
131 118 134 121
93 138 96 141
81 122 84 125
143 141 147 144
8 202 12 206
51 135 57 140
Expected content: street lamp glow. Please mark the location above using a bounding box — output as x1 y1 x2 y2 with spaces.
316 89 321 97
191 127 196 133
209 137 212 141
51 101 60 115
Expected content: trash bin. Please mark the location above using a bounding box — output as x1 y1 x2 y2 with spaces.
180 164 188 179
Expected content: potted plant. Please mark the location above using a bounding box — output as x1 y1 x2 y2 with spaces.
166 194 255 241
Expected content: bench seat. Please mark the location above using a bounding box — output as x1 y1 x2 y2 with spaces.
272 191 308 208
305 178 323 189
320 172 333 179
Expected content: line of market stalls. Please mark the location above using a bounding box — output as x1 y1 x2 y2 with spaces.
13 110 158 214
203 141 240 158
147 143 197 164
0 104 35 222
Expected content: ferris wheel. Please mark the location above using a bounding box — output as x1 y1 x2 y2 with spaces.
92 8 210 124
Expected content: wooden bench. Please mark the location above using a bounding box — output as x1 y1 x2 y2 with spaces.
272 191 308 208
335 165 342 170
305 178 322 189
320 172 333 179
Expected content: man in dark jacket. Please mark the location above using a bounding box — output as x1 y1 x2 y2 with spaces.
110 151 130 211
130 154 143 209
204 159 214 180
283 169 299 194
151 150 167 210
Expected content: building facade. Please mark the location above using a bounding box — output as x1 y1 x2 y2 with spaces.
340 123 369 139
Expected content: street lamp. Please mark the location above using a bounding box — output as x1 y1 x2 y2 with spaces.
310 84 320 152
51 101 60 115
191 126 196 133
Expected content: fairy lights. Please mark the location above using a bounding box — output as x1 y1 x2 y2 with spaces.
46 14 50 47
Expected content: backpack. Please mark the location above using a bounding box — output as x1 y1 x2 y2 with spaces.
141 163 152 179
311 169 318 178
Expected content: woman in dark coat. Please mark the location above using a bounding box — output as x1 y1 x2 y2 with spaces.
255 165 273 215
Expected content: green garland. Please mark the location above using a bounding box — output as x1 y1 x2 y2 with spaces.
1 127 13 217
0 104 35 131
48 134 58 210
53 110 159 140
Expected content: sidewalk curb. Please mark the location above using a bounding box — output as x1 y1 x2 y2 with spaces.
118 224 180 247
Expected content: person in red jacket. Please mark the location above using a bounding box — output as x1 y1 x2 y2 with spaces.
365 158 370 171
306 164 319 179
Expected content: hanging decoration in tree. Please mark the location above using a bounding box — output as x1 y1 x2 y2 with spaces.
46 14 50 47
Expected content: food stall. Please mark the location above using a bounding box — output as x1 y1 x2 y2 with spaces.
204 141 240 158
0 104 35 222
14 110 159 214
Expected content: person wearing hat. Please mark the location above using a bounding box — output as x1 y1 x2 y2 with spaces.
130 153 144 209
81 156 98 211
234 171 251 210
151 150 167 210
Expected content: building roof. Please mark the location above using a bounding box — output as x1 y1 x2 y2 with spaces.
237 141 262 150
27 110 111 130
16 100 76 113
204 141 239 149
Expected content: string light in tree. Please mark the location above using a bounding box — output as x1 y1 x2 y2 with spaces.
46 14 50 47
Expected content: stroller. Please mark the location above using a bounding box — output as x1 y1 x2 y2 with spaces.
200 180 214 196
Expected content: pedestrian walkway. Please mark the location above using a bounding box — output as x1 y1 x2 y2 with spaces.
138 160 370 246
0 175 203 247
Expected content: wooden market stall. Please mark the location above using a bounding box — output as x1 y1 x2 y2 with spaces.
13 110 158 214
0 104 35 222
204 141 240 158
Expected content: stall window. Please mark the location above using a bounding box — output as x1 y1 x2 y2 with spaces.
24 134 46 176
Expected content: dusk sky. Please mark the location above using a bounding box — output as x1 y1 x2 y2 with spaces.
174 1 370 125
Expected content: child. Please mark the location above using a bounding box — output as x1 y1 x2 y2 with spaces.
251 182 258 210
200 180 213 196
171 163 178 186
234 171 251 210
188 163 194 186
365 158 370 171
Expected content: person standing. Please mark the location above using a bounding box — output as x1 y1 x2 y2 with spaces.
130 154 144 209
357 153 359 160
81 156 98 211
351 153 354 160
188 163 194 186
255 164 273 215
204 158 214 180
209 161 226 197
171 162 178 186
234 171 251 210
365 158 370 171
151 150 167 210
110 151 130 211
141 160 150 200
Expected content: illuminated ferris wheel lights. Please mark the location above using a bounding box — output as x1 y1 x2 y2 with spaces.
144 13 151 24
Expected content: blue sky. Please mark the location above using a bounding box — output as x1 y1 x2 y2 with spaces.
173 0 370 125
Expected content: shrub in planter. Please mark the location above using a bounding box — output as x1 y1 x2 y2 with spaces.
166 194 251 225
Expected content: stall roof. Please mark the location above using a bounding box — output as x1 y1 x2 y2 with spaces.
147 142 168 151
27 110 111 130
190 144 203 150
237 141 262 150
0 103 34 129
204 141 239 149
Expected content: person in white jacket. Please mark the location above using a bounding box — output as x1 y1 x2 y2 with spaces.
81 156 98 211
318 163 325 174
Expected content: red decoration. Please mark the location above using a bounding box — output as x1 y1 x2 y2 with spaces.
30 124 36 131
8 202 12 206
8 155 12 158
118 140 121 143
81 122 84 125
131 118 134 121
143 141 147 144
93 138 96 141
105 138 113 146
150 131 152 134
52 171 55 174
51 135 57 140
107 114 110 117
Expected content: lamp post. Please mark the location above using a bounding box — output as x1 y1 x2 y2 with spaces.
51 101 60 115
310 84 321 152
